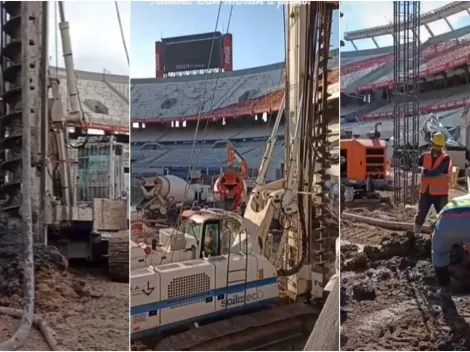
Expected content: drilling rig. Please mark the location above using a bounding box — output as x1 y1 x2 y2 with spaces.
0 2 128 280
130 2 339 349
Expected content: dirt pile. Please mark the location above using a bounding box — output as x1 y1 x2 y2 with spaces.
340 251 470 350
341 195 470 351
0 244 67 300
341 231 431 272
0 245 129 351
0 245 101 311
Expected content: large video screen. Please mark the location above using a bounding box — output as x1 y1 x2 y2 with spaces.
162 32 223 72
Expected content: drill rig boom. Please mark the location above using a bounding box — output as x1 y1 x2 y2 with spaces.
242 2 336 299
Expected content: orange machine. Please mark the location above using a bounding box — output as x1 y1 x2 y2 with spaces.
226 143 248 178
340 136 389 197
213 143 248 212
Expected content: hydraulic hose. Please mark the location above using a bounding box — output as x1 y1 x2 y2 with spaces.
0 308 59 351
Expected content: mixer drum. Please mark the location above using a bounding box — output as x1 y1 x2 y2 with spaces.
155 175 197 205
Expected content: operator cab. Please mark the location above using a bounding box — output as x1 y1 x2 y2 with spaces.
180 209 243 258
182 217 222 258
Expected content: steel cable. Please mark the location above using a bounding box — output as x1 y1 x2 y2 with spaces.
115 1 129 66
163 2 224 265
193 5 234 171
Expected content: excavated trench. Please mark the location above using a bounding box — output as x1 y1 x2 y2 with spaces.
341 202 470 351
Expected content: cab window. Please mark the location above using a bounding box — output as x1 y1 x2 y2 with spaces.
202 222 220 257
182 219 202 244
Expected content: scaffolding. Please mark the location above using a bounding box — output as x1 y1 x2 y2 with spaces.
392 1 421 205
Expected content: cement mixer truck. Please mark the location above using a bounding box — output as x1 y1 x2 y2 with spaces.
134 174 214 226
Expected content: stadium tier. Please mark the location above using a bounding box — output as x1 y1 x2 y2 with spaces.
131 52 339 180
54 67 129 133
132 63 284 121
341 21 470 123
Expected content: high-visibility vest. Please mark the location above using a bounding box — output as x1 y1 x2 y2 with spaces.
438 197 470 217
419 152 451 195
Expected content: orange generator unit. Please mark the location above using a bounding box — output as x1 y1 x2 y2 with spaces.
340 137 389 197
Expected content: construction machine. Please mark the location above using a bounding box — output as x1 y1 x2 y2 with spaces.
132 174 214 227
131 2 338 348
0 2 128 281
131 208 244 268
213 143 248 212
340 123 391 200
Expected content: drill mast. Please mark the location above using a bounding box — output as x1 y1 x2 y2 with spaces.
0 2 47 243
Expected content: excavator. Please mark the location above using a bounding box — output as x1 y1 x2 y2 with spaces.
213 143 248 212
130 2 339 350
1 3 128 350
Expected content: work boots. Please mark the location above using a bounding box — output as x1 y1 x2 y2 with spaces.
414 223 422 235
430 286 452 301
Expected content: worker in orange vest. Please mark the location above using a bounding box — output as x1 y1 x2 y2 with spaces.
414 132 452 235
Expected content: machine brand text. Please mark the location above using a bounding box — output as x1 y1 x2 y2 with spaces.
132 313 148 323
221 289 264 308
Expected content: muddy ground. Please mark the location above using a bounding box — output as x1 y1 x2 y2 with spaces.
0 245 129 351
341 190 470 351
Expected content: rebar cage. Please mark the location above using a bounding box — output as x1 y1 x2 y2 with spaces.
392 1 421 205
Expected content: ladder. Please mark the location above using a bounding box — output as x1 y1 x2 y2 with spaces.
224 229 249 310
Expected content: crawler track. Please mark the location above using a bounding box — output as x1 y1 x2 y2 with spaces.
135 303 319 351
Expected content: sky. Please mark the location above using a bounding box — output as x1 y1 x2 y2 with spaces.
48 1 130 76
130 2 339 78
341 1 470 52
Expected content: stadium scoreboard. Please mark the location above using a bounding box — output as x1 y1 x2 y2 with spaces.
155 32 233 77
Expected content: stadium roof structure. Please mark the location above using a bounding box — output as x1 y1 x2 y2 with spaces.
340 10 470 97
344 1 470 50
52 67 129 134
339 2 470 121
131 50 339 124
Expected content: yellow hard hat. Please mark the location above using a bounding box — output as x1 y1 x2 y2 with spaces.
431 132 446 148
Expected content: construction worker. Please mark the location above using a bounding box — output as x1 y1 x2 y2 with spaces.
203 228 217 257
414 132 452 235
431 193 470 299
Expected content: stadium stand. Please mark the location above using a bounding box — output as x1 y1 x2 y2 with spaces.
53 67 129 132
132 63 284 120
341 18 470 126
131 50 339 181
